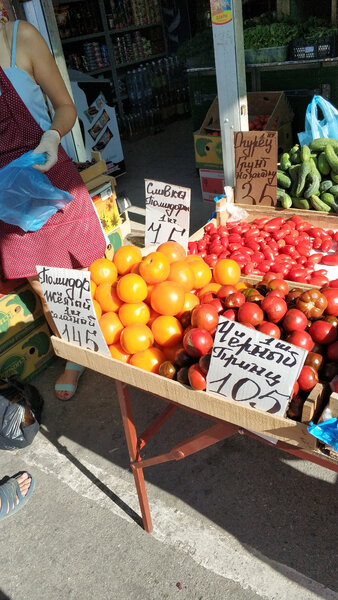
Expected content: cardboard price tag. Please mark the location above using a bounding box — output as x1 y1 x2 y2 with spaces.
234 131 277 206
206 317 307 417
144 179 191 250
37 266 110 357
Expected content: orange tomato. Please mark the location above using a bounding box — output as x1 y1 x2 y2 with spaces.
113 245 142 276
157 241 186 263
185 255 204 264
236 281 248 291
90 279 97 299
213 259 241 285
99 312 124 345
95 282 123 313
198 282 222 297
167 260 194 292
147 308 160 327
92 299 102 320
120 323 154 354
189 260 212 289
108 341 131 363
145 283 154 305
151 281 185 316
139 252 170 284
151 315 183 347
89 257 117 285
130 347 166 374
130 262 141 274
118 302 150 326
178 292 200 315
116 273 148 303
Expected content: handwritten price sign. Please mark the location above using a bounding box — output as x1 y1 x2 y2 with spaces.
37 266 111 357
144 179 191 250
206 317 307 417
234 130 277 206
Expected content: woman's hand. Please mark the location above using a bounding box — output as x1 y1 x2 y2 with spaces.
33 129 61 172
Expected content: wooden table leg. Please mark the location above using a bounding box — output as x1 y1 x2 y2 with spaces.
115 380 153 533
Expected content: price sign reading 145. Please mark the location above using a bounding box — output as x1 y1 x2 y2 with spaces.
144 179 191 250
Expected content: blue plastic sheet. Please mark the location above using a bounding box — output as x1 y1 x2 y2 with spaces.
308 418 338 451
298 94 338 146
0 150 74 232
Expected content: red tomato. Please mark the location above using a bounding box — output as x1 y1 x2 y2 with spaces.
282 308 308 332
199 353 211 375
292 381 299 398
217 284 238 300
222 309 237 320
188 363 207 390
183 328 214 357
260 295 287 323
320 287 338 316
204 254 219 268
287 330 314 351
308 320 337 345
256 322 281 338
297 366 319 392
237 302 264 326
223 292 245 309
191 304 219 333
265 278 289 295
209 298 225 315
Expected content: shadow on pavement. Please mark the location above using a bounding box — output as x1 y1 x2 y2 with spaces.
35 362 338 598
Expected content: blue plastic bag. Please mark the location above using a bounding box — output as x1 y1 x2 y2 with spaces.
298 94 338 146
308 418 338 451
0 150 74 232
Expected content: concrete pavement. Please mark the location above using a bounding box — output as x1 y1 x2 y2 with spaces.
0 357 337 600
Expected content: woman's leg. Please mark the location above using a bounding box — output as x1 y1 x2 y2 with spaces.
27 275 83 400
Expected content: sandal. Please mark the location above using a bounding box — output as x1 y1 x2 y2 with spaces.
54 361 85 401
0 472 35 520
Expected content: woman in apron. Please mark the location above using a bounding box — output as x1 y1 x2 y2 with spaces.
0 18 107 400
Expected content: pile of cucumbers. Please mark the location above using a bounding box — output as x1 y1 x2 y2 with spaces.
277 137 338 213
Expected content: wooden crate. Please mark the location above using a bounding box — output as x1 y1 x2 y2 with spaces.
235 204 338 230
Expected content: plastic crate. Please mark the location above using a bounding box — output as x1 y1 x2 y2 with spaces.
289 37 335 61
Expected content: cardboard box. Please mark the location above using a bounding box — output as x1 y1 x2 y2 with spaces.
0 316 55 382
104 227 123 260
200 169 225 202
194 92 294 169
0 282 43 354
90 177 121 234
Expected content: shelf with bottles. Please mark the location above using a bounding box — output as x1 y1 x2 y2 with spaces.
53 2 103 40
109 23 162 35
104 0 162 31
117 56 190 139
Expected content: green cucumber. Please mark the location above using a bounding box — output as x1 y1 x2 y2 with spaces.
276 188 292 208
309 138 338 153
303 172 320 199
292 197 310 210
277 170 291 189
290 144 300 154
300 144 311 161
310 194 331 212
319 179 333 192
325 144 338 174
290 150 301 164
289 164 300 196
331 171 338 184
280 152 291 171
329 184 338 195
317 151 331 176
296 160 312 197
320 192 337 210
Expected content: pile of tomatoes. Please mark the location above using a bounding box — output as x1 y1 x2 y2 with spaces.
89 243 338 421
188 215 338 286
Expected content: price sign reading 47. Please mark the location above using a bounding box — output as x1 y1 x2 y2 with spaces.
144 179 191 250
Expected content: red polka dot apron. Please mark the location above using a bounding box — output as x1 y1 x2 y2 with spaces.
0 67 107 278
